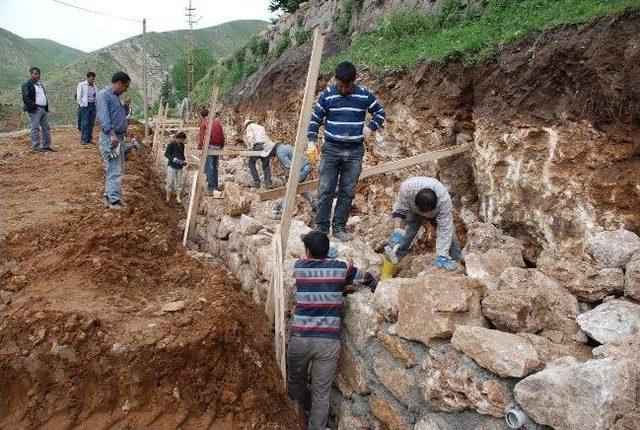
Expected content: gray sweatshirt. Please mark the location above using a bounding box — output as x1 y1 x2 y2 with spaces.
392 177 454 258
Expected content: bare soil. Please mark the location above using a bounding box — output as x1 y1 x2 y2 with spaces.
0 127 303 429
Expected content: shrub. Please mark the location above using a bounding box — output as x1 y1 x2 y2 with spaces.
248 35 269 61
272 31 291 58
333 0 364 36
295 28 312 45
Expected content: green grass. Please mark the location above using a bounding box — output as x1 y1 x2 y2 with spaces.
323 0 640 74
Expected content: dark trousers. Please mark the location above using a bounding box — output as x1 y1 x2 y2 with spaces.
248 142 273 187
314 142 364 232
205 147 220 190
78 103 96 143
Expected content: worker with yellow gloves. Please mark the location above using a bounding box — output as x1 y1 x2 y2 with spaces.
382 176 462 279
306 61 386 242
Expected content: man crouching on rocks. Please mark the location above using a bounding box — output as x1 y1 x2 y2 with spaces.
287 230 377 430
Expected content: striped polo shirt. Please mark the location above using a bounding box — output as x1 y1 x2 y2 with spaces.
291 258 375 339
307 84 386 145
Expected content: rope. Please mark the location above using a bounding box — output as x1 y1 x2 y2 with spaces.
50 0 141 23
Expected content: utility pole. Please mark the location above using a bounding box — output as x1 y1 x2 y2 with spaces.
142 18 149 140
185 0 196 97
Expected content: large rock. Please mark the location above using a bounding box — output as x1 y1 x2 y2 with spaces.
587 229 640 268
518 333 592 367
414 412 506 430
396 275 486 345
377 330 417 368
576 299 640 344
451 326 540 378
613 413 640 430
332 237 382 277
464 248 524 293
463 221 525 257
538 248 624 302
514 357 638 430
481 268 585 343
337 400 371 430
223 182 252 216
624 253 640 300
369 394 411 430
336 341 369 396
373 278 410 322
216 215 237 239
237 214 262 235
419 343 512 417
343 291 384 353
373 357 414 406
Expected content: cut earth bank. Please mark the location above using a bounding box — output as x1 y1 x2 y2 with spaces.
171 10 640 430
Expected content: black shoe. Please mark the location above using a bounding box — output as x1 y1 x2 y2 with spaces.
314 226 330 235
32 147 44 152
108 200 127 210
42 147 56 152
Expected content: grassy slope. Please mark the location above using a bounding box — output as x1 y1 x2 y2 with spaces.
0 20 265 125
322 0 640 74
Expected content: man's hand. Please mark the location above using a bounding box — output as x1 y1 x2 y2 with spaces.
435 255 455 271
388 228 406 248
306 141 319 164
110 134 120 148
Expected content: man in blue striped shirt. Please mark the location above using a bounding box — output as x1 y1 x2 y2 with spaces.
287 230 377 430
307 61 386 241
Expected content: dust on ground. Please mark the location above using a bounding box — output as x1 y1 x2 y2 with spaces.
0 127 304 429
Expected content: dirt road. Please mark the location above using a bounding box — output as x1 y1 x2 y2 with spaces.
0 128 303 429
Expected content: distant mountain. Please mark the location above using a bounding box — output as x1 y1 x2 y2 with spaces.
0 20 266 125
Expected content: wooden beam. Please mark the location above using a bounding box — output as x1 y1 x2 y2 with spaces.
182 86 220 246
207 141 275 157
258 143 473 201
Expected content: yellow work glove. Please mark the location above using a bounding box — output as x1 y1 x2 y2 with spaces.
307 141 319 165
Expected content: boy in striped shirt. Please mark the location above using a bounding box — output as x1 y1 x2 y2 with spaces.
307 61 386 242
287 230 377 430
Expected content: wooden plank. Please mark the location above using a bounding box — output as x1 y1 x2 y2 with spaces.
268 28 326 383
207 140 275 157
258 143 473 201
182 87 220 246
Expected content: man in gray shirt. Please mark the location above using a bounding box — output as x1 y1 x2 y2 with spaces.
389 176 461 270
96 71 130 209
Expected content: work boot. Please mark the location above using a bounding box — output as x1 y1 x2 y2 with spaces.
332 229 353 242
175 190 182 203
249 181 260 189
108 200 127 210
165 190 171 202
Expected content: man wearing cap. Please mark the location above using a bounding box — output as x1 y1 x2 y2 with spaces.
244 119 273 189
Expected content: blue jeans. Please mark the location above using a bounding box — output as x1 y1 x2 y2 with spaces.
79 103 96 143
275 163 313 214
396 212 463 262
28 106 51 149
99 131 125 203
314 142 364 232
205 144 221 190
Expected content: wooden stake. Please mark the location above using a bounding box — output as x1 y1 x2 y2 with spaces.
267 28 326 383
258 143 473 201
183 86 220 246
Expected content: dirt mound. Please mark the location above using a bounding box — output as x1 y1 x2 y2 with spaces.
0 128 303 429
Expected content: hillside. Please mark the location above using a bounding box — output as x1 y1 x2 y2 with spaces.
0 20 266 125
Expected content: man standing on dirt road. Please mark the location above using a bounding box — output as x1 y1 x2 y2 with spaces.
96 71 131 210
198 107 225 192
76 71 97 145
22 67 54 152
307 61 386 241
287 230 377 430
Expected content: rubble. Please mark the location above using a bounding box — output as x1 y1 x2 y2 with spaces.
587 229 640 268
481 267 585 343
373 357 414 406
514 356 638 430
451 325 540 378
464 248 524 293
396 274 486 345
576 299 640 344
372 278 408 322
624 252 640 300
343 291 384 352
369 394 411 430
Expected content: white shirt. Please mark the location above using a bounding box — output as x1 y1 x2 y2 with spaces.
244 123 271 149
76 80 96 107
34 82 47 106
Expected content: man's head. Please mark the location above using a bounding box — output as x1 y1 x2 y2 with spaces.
29 67 41 81
302 230 330 259
415 188 438 212
111 71 131 95
86 71 96 85
200 107 209 118
335 61 357 96
244 119 254 129
175 131 187 143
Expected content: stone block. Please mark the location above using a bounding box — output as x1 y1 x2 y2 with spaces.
587 229 640 268
216 215 236 239
396 275 486 345
369 394 411 430
373 278 410 322
576 299 640 344
343 291 384 353
237 214 262 236
377 330 417 368
451 325 540 378
464 248 524 293
373 357 414 405
624 255 640 301
336 341 369 396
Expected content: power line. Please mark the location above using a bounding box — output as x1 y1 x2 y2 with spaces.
51 0 141 23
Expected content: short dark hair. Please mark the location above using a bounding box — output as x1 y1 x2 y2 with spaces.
111 71 131 84
201 107 209 117
302 230 330 259
29 67 41 74
175 131 187 140
87 71 96 78
415 188 438 212
335 61 356 83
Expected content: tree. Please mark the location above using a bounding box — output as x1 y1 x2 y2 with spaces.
268 0 304 14
169 47 215 101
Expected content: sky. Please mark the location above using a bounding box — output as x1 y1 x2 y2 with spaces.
0 0 275 52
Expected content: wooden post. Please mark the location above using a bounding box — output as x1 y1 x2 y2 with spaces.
183 86 220 246
267 28 326 382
